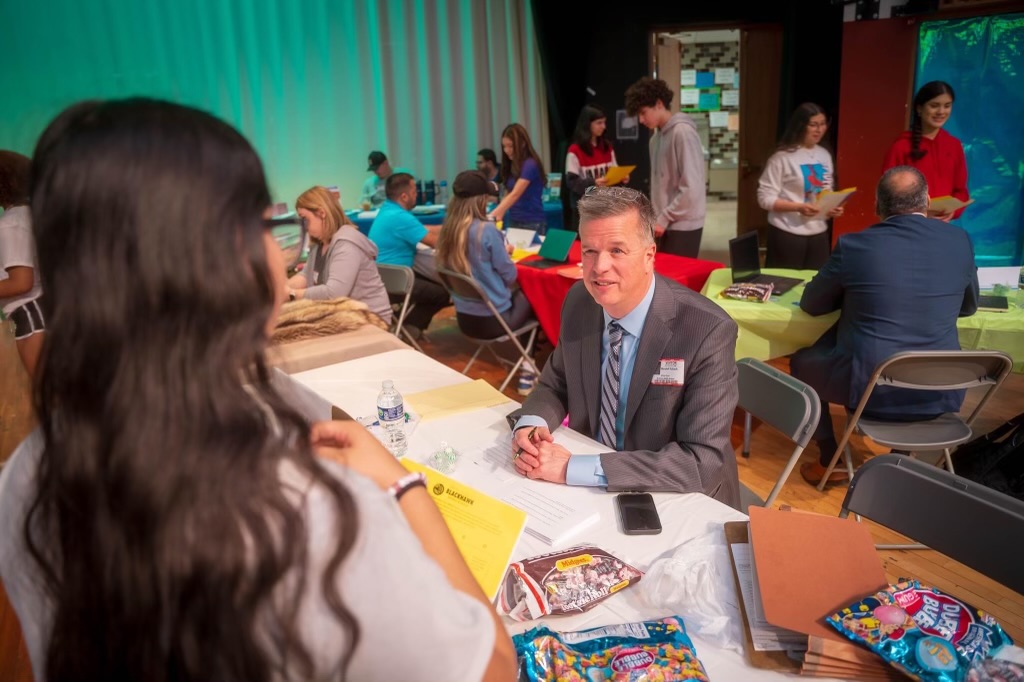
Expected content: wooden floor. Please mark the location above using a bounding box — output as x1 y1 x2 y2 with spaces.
1 312 1022 680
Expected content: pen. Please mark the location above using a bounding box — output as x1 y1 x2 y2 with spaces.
513 426 538 460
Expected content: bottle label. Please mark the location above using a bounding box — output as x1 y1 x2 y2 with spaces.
378 404 404 422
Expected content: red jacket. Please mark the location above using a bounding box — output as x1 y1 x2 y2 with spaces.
883 129 969 216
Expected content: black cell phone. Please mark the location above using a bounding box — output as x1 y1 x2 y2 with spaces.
616 493 662 535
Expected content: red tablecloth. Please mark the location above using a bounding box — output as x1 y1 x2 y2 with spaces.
516 241 724 343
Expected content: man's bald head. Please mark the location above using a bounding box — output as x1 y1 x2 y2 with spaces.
876 166 929 218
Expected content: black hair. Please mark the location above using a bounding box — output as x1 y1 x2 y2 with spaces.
778 103 829 152
910 81 955 161
571 105 611 156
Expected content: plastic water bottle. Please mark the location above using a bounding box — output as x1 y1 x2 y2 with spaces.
376 380 407 457
437 180 448 205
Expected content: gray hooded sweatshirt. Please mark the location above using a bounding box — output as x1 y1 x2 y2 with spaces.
303 228 393 324
649 112 706 232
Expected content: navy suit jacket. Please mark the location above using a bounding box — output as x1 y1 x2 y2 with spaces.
798 213 979 416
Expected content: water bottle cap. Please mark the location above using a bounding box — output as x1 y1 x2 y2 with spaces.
382 379 394 389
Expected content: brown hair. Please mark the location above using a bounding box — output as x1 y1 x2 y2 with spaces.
0 150 31 207
295 186 353 243
624 77 673 116
500 123 547 186
436 194 490 276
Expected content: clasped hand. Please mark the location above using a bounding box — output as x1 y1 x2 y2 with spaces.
511 426 570 483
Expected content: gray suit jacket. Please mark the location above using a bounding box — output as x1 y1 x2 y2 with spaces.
513 274 740 508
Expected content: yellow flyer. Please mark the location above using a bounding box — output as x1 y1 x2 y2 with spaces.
401 459 526 601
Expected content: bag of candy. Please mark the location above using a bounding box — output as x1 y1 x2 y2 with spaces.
513 616 710 682
827 579 1013 682
495 545 643 622
719 282 773 303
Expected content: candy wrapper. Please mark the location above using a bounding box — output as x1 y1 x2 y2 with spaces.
496 545 643 622
827 579 1013 681
719 282 774 302
514 616 709 682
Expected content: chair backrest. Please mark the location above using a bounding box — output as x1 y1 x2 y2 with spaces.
871 350 1012 392
376 263 414 297
736 358 820 448
841 454 1024 594
436 266 487 304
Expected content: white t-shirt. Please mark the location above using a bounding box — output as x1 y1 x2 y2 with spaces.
0 206 42 314
756 145 834 236
0 430 495 682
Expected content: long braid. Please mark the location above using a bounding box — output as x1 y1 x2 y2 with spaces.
909 113 926 161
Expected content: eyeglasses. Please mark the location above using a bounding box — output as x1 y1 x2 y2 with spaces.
583 185 645 202
263 216 308 268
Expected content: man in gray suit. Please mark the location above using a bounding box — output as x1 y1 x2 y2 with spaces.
510 186 741 508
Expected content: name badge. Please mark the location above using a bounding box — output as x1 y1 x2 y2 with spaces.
652 358 685 386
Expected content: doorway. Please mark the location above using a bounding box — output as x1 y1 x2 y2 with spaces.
653 25 783 265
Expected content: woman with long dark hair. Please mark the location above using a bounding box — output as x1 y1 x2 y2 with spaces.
0 99 514 682
488 123 547 234
437 170 539 395
757 103 843 269
564 105 628 229
883 81 968 221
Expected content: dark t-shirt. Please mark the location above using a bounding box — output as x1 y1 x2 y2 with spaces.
505 157 545 223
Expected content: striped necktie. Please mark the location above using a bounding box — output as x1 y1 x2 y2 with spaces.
598 321 624 449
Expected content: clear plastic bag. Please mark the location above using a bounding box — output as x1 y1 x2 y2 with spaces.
638 531 744 652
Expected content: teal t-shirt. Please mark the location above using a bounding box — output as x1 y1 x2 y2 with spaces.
367 200 427 268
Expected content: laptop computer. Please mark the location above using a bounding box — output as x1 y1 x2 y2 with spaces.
520 228 577 269
728 231 804 295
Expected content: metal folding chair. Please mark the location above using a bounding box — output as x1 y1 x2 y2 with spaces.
736 358 828 508
436 267 539 393
819 350 1014 492
841 454 1024 593
376 263 424 352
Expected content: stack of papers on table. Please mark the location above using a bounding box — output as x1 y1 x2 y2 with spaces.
402 459 525 601
357 210 379 220
404 379 512 421
725 507 900 678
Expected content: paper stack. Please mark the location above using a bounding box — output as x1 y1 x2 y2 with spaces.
725 507 902 679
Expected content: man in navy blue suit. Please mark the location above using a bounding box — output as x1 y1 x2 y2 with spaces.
792 166 979 486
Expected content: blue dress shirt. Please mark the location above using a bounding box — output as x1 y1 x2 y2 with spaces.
515 277 656 487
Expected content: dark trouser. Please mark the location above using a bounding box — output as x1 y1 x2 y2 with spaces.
392 276 450 331
659 228 703 257
765 226 831 270
455 290 535 339
791 345 942 465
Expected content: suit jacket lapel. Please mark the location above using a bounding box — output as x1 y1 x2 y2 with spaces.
580 299 604 439
624 277 674 432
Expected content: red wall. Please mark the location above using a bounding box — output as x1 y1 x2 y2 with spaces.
833 18 919 241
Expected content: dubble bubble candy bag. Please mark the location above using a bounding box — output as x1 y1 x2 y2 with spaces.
827 579 1012 682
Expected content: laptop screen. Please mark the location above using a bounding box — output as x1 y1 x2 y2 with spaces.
729 231 761 282
538 228 577 262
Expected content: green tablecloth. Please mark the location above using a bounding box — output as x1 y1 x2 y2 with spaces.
701 268 1024 372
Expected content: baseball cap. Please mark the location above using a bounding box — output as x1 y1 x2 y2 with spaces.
452 170 499 198
367 151 388 171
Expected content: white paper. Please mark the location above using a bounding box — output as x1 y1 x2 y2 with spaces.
476 445 600 543
680 69 697 86
709 111 729 128
730 543 807 652
715 67 736 85
505 228 537 250
722 90 739 107
680 89 700 106
978 266 1021 291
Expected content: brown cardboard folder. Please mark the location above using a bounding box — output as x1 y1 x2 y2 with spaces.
747 506 888 643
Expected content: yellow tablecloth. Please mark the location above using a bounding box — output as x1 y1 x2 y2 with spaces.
701 268 1024 372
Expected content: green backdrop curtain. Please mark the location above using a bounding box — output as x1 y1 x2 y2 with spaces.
0 0 549 209
917 13 1024 266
